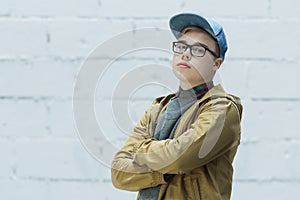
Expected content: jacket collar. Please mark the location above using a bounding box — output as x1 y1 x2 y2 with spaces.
155 84 242 118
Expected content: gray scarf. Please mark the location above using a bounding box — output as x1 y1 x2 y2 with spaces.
138 82 213 200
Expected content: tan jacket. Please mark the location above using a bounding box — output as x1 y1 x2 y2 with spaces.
111 85 243 200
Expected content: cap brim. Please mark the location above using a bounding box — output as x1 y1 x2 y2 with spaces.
169 13 216 40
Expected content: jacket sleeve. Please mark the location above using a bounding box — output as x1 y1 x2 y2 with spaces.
132 98 242 174
111 108 167 191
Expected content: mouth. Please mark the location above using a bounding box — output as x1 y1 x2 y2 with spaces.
177 62 191 69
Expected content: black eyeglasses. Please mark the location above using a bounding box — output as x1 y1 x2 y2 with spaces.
172 41 219 58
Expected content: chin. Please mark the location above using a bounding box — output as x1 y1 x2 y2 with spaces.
172 68 186 81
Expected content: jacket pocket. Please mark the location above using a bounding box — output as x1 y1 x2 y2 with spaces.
191 178 201 200
184 176 201 200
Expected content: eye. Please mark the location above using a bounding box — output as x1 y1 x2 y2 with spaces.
175 43 187 51
192 46 205 55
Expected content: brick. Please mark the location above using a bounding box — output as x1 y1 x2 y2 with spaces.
15 139 106 179
216 59 300 99
133 19 169 30
0 140 14 178
271 0 300 18
48 100 76 137
75 98 175 167
0 1 14 16
0 59 78 97
232 181 300 200
93 99 153 141
0 179 49 200
0 0 98 17
234 140 300 180
74 95 158 162
96 57 178 100
77 57 176 100
183 0 269 18
75 98 151 150
223 19 300 60
0 20 47 57
0 179 137 200
47 19 133 58
97 0 183 18
0 99 48 137
42 181 137 200
218 60 249 99
241 100 300 140
246 60 300 99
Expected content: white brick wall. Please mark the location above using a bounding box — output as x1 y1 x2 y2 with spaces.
0 0 99 17
1 0 299 199
15 139 105 179
0 20 48 57
183 0 270 17
0 99 48 137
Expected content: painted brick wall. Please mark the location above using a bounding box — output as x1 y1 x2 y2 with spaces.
0 0 299 199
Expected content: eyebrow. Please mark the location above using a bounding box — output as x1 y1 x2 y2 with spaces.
177 40 208 47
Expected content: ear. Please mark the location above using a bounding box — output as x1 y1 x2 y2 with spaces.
212 58 223 71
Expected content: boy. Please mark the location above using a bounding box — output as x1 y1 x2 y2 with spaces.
111 13 243 200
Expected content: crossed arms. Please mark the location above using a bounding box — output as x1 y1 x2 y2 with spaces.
111 98 241 191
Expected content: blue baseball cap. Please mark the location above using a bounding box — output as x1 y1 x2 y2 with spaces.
169 13 228 61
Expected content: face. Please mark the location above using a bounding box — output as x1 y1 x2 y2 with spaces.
172 27 222 89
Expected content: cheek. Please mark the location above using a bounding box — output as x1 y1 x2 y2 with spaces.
172 54 179 66
191 58 213 72
172 55 179 72
189 61 214 80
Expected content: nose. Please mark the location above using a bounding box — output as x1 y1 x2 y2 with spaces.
181 47 192 61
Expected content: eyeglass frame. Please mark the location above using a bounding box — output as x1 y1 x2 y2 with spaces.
172 41 220 58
